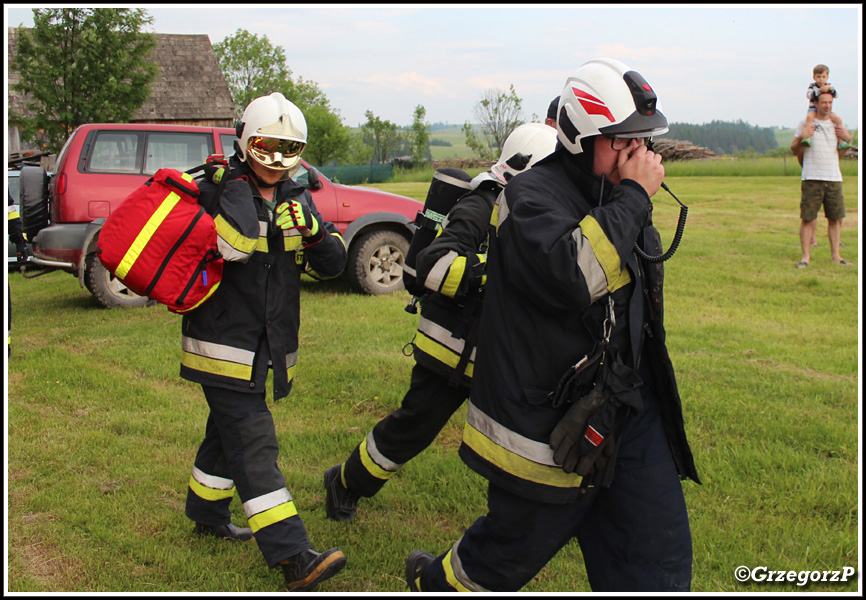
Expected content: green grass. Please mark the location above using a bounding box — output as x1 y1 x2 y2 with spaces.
428 127 474 160
5 175 859 592
664 156 857 177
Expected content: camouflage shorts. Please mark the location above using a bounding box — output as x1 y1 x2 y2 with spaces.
800 180 845 221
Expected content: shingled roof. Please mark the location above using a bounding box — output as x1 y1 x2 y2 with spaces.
7 29 237 126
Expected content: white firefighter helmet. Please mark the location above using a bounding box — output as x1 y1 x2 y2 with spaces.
488 122 558 185
237 92 307 174
556 58 668 154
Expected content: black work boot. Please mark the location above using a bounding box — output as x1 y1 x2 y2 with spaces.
280 548 347 592
324 464 360 522
406 550 436 592
194 521 253 541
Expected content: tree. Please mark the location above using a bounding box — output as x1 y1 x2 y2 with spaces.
303 104 352 166
214 29 352 166
11 8 157 153
213 28 291 115
462 85 526 160
361 110 403 164
410 104 432 163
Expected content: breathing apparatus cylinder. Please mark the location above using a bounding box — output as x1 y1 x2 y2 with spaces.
403 168 474 297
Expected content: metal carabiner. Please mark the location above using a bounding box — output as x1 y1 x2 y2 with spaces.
602 296 615 345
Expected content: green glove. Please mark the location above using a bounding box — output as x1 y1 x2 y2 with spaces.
275 200 320 237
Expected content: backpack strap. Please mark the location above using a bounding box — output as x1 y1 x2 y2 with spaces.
186 162 234 218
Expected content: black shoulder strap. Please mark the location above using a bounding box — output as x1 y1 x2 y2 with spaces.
186 163 234 217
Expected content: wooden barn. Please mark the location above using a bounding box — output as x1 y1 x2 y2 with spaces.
7 28 237 162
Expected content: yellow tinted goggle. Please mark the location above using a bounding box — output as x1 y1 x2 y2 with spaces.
248 136 305 169
250 136 305 156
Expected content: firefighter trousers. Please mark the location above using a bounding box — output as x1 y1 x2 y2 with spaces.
185 385 312 567
424 379 692 592
343 362 469 497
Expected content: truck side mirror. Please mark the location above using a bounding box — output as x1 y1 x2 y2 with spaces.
307 167 323 191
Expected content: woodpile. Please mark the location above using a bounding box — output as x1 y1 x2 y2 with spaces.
651 138 720 161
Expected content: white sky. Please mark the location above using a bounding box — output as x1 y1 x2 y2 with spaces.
5 4 863 130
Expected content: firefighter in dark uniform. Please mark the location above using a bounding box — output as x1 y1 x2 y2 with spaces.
406 59 700 592
8 190 30 358
179 93 348 592
323 124 558 522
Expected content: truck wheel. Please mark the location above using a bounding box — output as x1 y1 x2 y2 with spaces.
19 166 50 239
84 252 154 308
346 230 409 295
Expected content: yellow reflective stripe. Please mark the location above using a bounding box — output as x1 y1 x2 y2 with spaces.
243 488 292 518
181 350 253 381
283 232 303 251
414 331 474 378
494 196 510 233
188 475 235 501
174 281 221 314
247 501 298 533
578 216 631 292
287 362 296 384
256 237 269 252
8 209 21 220
214 214 257 254
359 435 395 481
442 548 473 592
440 256 466 298
462 421 582 489
115 191 181 278
607 264 631 292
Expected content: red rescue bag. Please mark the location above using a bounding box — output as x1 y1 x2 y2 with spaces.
97 168 222 314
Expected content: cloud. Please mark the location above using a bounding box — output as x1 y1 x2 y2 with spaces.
355 71 453 98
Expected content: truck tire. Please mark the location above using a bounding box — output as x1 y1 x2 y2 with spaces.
84 252 154 308
346 229 409 295
19 166 50 239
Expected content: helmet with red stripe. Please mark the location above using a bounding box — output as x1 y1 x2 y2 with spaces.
555 58 668 155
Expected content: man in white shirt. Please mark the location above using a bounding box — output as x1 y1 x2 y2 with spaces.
791 92 853 268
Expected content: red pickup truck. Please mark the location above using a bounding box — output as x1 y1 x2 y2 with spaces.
19 123 420 307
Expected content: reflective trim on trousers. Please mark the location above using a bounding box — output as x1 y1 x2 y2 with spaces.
243 487 299 533
443 538 491 592
188 467 236 502
360 431 402 481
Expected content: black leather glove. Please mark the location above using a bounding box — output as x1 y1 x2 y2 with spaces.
204 154 228 184
550 384 620 476
14 236 30 264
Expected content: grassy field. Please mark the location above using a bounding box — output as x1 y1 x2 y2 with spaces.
5 174 860 593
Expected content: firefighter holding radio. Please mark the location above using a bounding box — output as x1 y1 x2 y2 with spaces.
405 59 700 593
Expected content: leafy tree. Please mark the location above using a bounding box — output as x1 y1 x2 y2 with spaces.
361 110 403 164
11 8 157 153
303 104 352 166
214 29 351 166
213 28 290 114
462 85 526 160
410 104 432 163
347 132 374 166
